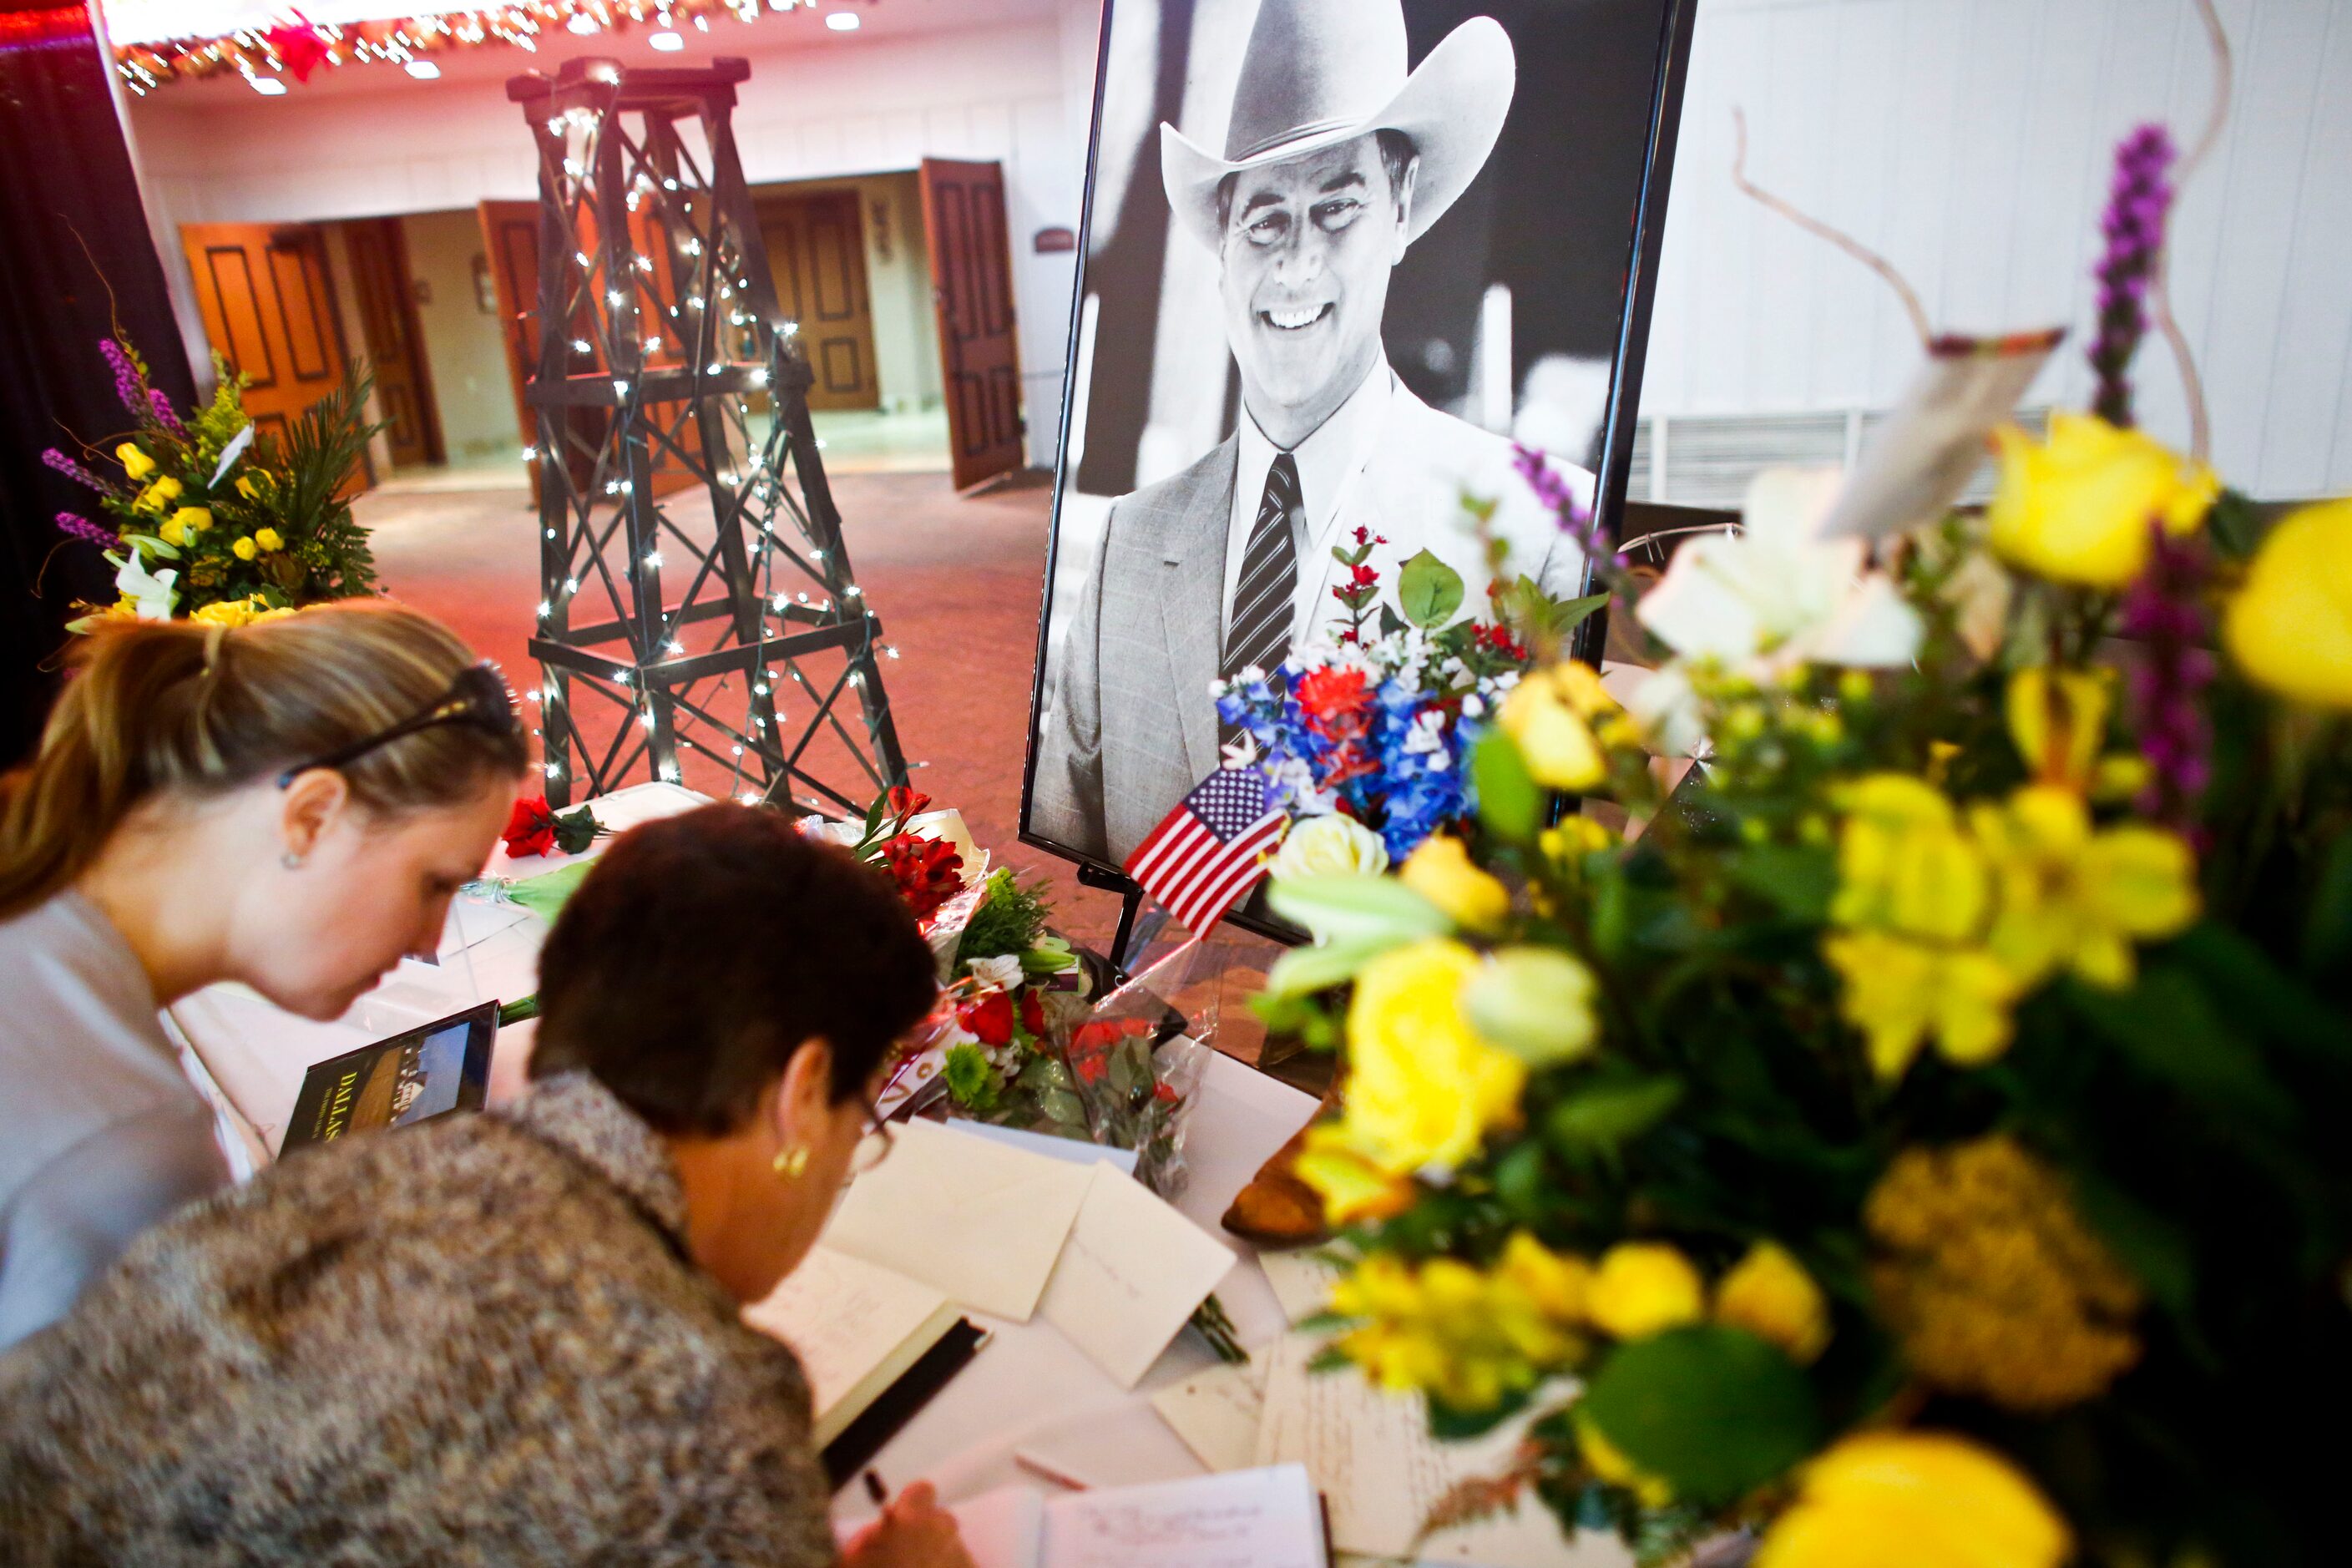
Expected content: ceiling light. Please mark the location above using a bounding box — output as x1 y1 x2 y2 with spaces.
567 12 599 33
825 11 861 30
405 59 440 78
649 30 684 50
249 75 287 95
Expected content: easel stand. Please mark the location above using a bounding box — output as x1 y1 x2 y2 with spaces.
508 57 904 814
1077 863 1162 978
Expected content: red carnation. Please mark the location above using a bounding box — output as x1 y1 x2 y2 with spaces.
502 797 557 858
1019 988 1045 1039
263 21 332 83
958 989 1015 1047
1292 665 1370 721
880 832 964 919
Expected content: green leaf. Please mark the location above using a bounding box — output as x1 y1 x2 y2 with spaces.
2065 1164 2201 1348
1263 936 1393 998
1470 731 1543 846
1728 844 1836 923
1019 1056 1075 1092
1545 1076 1684 1157
125 533 180 561
1577 1326 1820 1506
1377 602 1409 639
506 859 594 924
497 994 539 1027
1428 1383 1534 1441
1040 1087 1089 1127
2064 969 2298 1128
2302 837 2352 988
1549 590 1610 636
1396 548 1465 630
2166 921 2351 1068
1267 873 1451 947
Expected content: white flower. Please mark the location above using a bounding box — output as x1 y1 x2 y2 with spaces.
1268 812 1389 880
1636 468 1923 674
966 953 1024 993
110 550 178 621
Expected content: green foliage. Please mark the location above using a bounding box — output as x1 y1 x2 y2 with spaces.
942 1044 1001 1115
1469 731 1542 846
1396 548 1466 629
1578 1327 1821 1507
956 868 1053 965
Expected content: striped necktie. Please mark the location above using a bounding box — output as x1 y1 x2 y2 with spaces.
1222 452 1300 682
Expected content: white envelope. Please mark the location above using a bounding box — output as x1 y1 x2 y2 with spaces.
1038 1164 1237 1388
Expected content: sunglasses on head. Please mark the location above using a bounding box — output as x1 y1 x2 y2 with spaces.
276 663 519 788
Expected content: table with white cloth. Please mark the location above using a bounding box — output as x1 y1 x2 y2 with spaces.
164 783 1596 1568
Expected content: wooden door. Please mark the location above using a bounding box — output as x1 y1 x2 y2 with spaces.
478 200 701 503
757 192 879 412
341 217 443 469
179 222 368 491
918 159 1024 490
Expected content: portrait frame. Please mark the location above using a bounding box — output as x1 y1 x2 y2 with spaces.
1019 0 1699 943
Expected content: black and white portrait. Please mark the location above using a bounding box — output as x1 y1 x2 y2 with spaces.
1025 0 1690 868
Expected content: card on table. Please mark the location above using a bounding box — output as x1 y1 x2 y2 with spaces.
1037 1163 1237 1388
823 1117 1094 1322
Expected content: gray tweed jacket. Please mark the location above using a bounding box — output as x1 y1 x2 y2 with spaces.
0 1073 839 1566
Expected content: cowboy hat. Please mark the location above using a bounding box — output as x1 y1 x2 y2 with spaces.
1160 0 1516 252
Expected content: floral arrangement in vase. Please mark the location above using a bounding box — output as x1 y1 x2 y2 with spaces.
1217 525 1598 878
46 337 382 629
1251 123 2352 1567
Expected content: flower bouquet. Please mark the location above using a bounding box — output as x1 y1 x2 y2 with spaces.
1216 528 1599 877
47 337 382 629
1250 128 2352 1568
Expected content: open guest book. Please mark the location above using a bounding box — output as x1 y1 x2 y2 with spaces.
743 1245 984 1486
946 1464 1329 1568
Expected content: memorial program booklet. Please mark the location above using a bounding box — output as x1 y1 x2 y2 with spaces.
280 1002 497 1151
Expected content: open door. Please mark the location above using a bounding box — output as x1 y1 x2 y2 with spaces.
477 199 701 503
757 191 880 412
341 217 443 469
178 222 369 492
918 159 1024 491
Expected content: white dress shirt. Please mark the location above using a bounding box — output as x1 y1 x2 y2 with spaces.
1222 354 1399 650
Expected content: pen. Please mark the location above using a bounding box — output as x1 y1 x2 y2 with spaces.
862 1469 888 1507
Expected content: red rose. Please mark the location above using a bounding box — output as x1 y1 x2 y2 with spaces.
958 989 1015 1047
502 797 558 858
1019 989 1045 1039
880 832 964 919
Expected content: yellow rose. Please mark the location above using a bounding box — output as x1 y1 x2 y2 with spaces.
2223 498 2352 710
190 598 260 629
2005 666 2112 791
1714 1241 1831 1363
1985 412 2218 589
1294 1126 1416 1224
1329 938 1525 1176
1586 1242 1705 1340
159 518 187 547
1971 786 2199 989
1500 662 1613 789
255 527 285 552
1399 835 1510 933
137 475 184 512
1755 1432 2071 1568
1494 1232 1593 1324
118 443 157 481
1829 775 1989 943
1268 812 1388 881
169 505 212 536
231 536 259 562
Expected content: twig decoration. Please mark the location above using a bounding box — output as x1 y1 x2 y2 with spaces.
1729 106 1933 346
2149 0 2230 462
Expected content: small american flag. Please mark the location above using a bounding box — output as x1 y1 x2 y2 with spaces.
1123 766 1288 935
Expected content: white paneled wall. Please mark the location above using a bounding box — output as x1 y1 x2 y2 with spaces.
1641 0 2352 501
128 8 1100 465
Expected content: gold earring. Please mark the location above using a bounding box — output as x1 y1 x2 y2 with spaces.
772 1146 810 1180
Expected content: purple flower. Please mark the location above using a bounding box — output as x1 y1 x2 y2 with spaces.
149 387 185 436
2088 124 2177 428
99 337 144 413
41 447 106 491
56 512 120 549
2120 524 2213 831
1512 443 1625 573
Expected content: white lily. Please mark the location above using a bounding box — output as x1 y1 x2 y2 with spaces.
210 423 255 487
965 953 1025 994
1636 467 1923 674
109 549 180 621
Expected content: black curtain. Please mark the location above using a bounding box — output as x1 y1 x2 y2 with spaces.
0 2 197 765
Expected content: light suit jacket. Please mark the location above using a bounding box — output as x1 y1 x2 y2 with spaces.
1029 387 1592 863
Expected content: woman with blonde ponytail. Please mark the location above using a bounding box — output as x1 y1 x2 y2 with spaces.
0 601 526 1348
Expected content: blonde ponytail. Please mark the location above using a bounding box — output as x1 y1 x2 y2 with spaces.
0 602 528 920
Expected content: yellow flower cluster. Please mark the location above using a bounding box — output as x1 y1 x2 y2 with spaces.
1329 1234 1591 1413
1755 1431 2071 1568
1823 739 2198 1080
189 596 295 630
1866 1136 2142 1413
159 506 212 548
1986 412 2218 589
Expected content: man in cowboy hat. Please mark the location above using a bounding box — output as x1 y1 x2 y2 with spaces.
1031 0 1596 865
